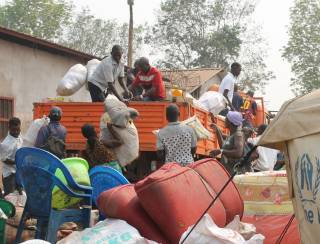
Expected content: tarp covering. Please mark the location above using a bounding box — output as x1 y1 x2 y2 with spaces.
258 89 320 150
257 89 320 244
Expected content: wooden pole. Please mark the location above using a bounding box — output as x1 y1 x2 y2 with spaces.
127 0 134 67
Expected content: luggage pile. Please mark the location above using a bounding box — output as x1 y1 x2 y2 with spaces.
97 158 244 243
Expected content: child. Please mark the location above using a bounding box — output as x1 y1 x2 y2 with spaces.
0 117 23 196
81 124 122 172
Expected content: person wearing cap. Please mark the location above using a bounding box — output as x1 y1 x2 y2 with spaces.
129 57 165 101
35 106 67 158
210 111 253 174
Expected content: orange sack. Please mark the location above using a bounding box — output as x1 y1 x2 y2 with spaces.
97 184 168 244
188 158 244 223
135 163 227 244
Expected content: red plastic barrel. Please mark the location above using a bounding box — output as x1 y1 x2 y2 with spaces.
135 163 227 244
188 158 244 223
97 184 168 244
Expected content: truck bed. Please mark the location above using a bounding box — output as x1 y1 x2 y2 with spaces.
33 101 226 156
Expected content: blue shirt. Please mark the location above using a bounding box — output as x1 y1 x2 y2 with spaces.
35 121 67 148
232 92 244 112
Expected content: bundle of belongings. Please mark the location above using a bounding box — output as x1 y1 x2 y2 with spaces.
90 158 266 244
100 96 139 166
56 59 100 96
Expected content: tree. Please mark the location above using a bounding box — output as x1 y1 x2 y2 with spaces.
149 0 274 91
0 0 72 40
283 0 320 95
63 8 145 60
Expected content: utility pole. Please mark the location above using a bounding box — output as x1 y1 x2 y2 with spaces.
127 0 134 67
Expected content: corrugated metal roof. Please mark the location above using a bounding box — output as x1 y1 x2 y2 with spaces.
161 68 224 92
0 26 99 63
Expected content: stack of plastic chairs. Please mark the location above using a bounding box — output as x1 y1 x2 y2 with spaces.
15 147 92 243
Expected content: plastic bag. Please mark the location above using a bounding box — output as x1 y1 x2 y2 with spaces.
86 59 101 82
5 190 27 207
179 214 265 244
57 219 158 244
181 116 211 140
57 64 88 96
23 116 50 147
198 91 227 115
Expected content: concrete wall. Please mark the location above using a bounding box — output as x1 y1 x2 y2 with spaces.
0 39 91 132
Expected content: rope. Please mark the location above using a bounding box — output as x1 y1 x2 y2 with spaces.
275 214 295 244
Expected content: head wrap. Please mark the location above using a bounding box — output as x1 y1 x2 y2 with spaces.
226 111 243 126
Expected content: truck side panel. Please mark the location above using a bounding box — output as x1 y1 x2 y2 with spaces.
33 102 221 155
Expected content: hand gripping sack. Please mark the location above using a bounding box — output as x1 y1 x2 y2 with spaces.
198 91 227 115
104 98 139 128
57 64 87 96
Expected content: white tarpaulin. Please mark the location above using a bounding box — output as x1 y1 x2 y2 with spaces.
258 89 320 244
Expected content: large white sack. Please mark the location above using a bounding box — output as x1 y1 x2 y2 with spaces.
100 113 139 167
182 116 212 140
86 59 101 82
198 91 227 115
57 64 87 96
180 214 265 244
23 116 50 147
58 219 158 244
104 98 139 128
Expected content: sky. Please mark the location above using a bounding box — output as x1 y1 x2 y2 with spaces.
75 0 295 110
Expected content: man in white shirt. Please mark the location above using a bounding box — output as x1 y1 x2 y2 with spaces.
219 62 242 109
88 45 131 102
0 117 23 195
247 124 279 171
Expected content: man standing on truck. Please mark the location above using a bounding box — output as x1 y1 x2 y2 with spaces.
219 62 242 113
88 45 131 102
129 57 165 101
157 104 197 166
35 107 67 159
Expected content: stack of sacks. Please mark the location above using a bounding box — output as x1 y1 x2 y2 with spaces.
97 159 243 243
100 98 139 166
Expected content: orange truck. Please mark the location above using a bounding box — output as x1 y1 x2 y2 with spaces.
33 99 266 178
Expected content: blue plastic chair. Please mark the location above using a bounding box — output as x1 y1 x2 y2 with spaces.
89 166 129 205
15 147 92 244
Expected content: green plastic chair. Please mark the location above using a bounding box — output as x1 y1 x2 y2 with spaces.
0 199 15 244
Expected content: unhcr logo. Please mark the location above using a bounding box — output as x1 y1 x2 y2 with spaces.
295 154 320 224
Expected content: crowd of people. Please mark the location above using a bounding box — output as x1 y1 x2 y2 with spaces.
0 44 284 197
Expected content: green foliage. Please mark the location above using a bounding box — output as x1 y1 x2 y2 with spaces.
0 0 72 40
62 8 145 60
283 0 320 95
150 0 274 91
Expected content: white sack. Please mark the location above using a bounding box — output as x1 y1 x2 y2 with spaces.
100 113 139 167
182 116 211 140
23 116 49 147
179 214 265 244
198 91 227 115
58 219 158 244
57 64 88 96
104 98 139 128
86 59 101 82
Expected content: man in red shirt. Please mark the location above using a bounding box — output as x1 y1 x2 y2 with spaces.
129 57 165 101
